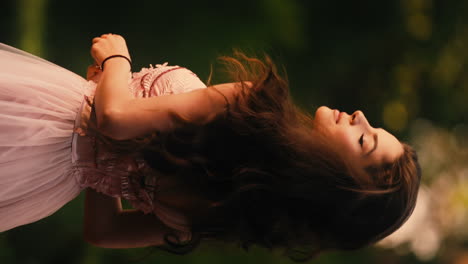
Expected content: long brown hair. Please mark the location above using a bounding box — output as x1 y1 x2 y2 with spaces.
104 52 421 261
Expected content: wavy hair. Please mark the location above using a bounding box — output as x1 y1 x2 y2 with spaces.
106 52 421 261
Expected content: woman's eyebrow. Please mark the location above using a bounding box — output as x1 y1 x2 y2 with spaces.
365 134 378 156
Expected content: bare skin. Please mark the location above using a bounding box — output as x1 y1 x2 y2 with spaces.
84 34 239 248
90 34 239 140
84 34 404 248
313 106 404 176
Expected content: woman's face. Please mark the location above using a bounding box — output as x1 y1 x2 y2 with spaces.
313 106 403 173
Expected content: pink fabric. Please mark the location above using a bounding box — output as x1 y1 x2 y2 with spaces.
0 43 206 233
0 43 90 232
75 63 206 236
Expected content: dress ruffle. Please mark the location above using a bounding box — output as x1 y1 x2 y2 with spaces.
75 63 206 237
0 42 205 236
0 43 92 232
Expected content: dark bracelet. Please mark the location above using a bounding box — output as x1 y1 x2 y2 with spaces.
100 55 132 71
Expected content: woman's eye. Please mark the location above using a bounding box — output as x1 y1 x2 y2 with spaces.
359 134 364 147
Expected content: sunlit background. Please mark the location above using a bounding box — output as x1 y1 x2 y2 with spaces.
1 0 468 263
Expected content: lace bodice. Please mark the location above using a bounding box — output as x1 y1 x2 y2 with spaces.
71 64 206 233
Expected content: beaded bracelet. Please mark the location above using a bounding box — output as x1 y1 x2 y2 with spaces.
99 55 132 71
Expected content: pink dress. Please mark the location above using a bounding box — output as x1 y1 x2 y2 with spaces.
0 43 206 233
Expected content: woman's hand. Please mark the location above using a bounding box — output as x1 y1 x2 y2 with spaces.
86 64 102 82
90 34 131 67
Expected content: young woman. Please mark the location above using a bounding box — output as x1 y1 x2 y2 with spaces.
0 34 421 261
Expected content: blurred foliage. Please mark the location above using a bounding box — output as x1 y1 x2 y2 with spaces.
1 0 468 263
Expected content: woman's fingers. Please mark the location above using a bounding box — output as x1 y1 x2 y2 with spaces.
86 64 102 81
93 34 122 44
100 33 120 38
90 33 131 66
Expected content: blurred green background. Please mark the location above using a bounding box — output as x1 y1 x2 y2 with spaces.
1 0 468 263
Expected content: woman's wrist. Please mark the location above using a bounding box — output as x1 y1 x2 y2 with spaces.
100 57 132 72
100 55 132 71
207 82 243 118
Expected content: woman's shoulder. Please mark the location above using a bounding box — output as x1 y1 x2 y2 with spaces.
130 63 207 98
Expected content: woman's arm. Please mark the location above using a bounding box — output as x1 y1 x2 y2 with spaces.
83 189 174 248
97 83 237 140
90 34 238 140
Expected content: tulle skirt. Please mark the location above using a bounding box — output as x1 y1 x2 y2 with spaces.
0 43 92 231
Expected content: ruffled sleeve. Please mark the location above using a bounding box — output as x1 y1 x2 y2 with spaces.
75 63 203 240
129 63 207 97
